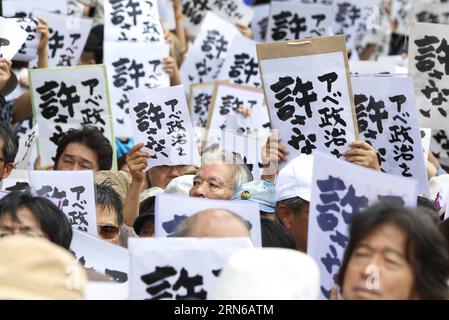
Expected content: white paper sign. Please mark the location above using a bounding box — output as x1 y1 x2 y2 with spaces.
349 61 396 75
14 121 38 170
29 170 97 236
70 230 129 283
409 22 449 129
85 282 129 300
189 82 216 128
129 237 253 300
32 9 93 67
155 193 262 247
180 12 239 89
128 85 201 170
207 82 270 136
218 35 261 88
29 64 115 167
12 16 39 62
182 0 254 36
308 151 418 300
332 0 381 51
0 169 29 192
420 128 432 161
265 2 332 41
351 75 429 196
104 41 170 137
259 51 356 166
104 0 164 42
209 130 266 179
250 4 270 42
414 2 449 25
2 0 67 17
431 129 449 166
0 17 29 59
391 0 413 35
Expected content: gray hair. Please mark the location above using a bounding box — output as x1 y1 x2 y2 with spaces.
201 146 253 189
0 122 18 163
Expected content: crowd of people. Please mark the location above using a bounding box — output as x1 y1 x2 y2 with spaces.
1 0 449 301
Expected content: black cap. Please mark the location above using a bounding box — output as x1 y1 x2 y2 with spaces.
133 196 156 235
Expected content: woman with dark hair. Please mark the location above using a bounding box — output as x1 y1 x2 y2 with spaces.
336 204 449 300
0 191 72 250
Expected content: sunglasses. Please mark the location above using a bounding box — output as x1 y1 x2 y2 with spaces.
98 225 120 240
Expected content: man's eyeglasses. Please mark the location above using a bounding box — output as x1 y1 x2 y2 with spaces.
98 225 120 240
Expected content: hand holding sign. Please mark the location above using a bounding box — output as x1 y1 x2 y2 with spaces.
36 17 49 53
343 141 381 172
126 143 150 184
260 134 289 180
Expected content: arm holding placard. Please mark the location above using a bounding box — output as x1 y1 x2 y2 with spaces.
124 143 150 226
11 17 50 125
173 0 187 57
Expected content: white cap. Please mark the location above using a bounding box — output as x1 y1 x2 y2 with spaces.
139 187 164 203
212 248 320 300
275 154 314 202
164 174 194 196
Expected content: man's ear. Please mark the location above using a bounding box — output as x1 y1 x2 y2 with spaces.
1 163 14 180
276 203 294 230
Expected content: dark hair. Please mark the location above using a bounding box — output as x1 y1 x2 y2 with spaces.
276 196 308 214
83 24 104 63
0 191 72 249
417 195 440 224
337 204 449 300
261 217 296 249
0 122 18 163
95 182 124 226
53 126 112 170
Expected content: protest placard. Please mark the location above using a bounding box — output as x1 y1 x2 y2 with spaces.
29 170 97 236
128 85 201 170
308 151 418 299
155 193 262 247
257 35 358 167
129 237 253 299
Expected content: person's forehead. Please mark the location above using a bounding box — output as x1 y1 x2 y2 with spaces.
96 205 119 225
62 142 97 163
198 162 233 178
358 224 407 253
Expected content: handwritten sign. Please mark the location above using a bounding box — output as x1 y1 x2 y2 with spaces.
308 151 418 299
409 22 449 129
70 230 129 283
129 237 253 299
352 75 429 195
258 36 358 167
180 11 239 89
29 64 115 167
265 2 332 41
155 193 262 247
104 0 164 42
29 170 97 236
104 41 170 137
128 85 200 170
